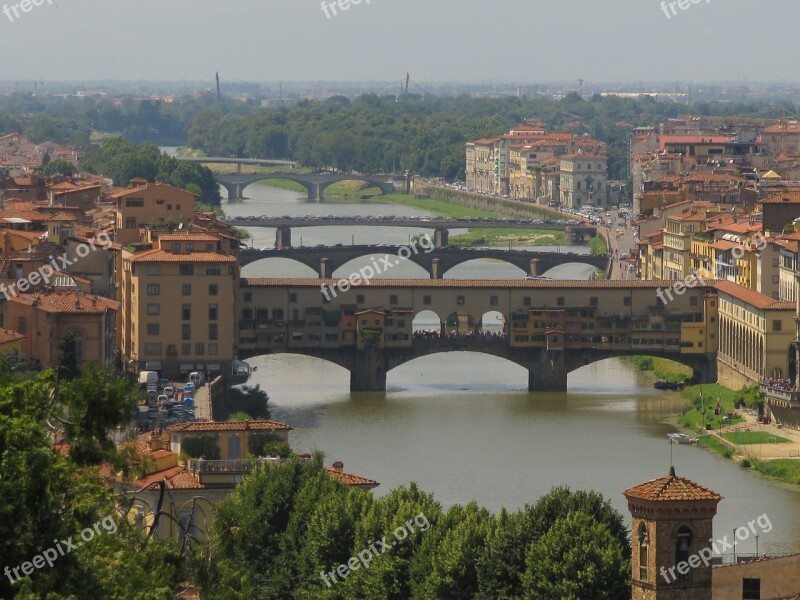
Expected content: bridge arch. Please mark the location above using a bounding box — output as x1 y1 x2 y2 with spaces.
240 256 319 278
442 258 528 279
332 253 430 281
412 310 443 336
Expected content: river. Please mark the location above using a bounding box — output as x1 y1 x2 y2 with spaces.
222 180 800 556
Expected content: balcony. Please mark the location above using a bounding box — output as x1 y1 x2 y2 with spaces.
188 457 283 474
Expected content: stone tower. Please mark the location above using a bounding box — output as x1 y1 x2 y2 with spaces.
624 467 722 600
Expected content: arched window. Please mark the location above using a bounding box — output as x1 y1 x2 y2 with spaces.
638 523 649 581
675 526 693 583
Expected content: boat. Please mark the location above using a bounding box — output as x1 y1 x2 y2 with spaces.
667 433 698 444
654 381 682 390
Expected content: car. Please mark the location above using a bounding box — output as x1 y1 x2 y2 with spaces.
183 382 196 394
164 386 175 398
159 378 170 389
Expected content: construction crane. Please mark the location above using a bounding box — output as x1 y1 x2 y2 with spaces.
15 81 44 94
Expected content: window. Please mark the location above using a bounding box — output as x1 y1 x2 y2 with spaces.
638 524 649 581
389 295 399 305
690 296 698 306
209 324 218 340
244 292 252 302
207 267 221 276
147 283 160 296
195 343 204 355
557 297 565 306
209 284 218 296
125 199 144 208
171 243 181 252
181 343 191 355
242 308 253 320
423 295 432 305
675 527 692 583
354 294 364 304
743 578 761 600
182 284 192 296
124 217 136 229
147 304 160 315
523 296 531 307
590 297 598 307
17 318 27 334
272 309 284 320
209 343 218 355
289 293 297 303
456 295 465 305
209 304 218 321
144 343 161 355
179 264 194 276
182 304 191 320
624 296 631 306
147 323 160 336
773 320 782 332
490 296 498 306
182 324 191 340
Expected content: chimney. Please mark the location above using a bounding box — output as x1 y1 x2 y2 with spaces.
332 461 344 473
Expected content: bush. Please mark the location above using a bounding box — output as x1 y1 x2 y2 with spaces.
740 459 752 469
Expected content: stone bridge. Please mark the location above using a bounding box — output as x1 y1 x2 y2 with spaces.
238 245 609 279
215 172 403 200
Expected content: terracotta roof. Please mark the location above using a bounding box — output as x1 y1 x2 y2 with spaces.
46 212 78 222
243 278 717 290
762 193 800 204
157 233 220 242
763 122 800 134
168 420 293 433
127 249 235 263
711 240 741 251
132 466 204 490
624 472 722 502
713 280 795 310
0 328 24 344
9 291 120 314
325 468 379 488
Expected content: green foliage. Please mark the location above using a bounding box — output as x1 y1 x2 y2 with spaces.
181 435 222 460
215 384 270 421
522 511 630 600
740 458 752 468
589 235 608 256
624 355 692 383
55 332 80 380
38 159 76 177
753 459 800 485
81 137 221 206
247 432 289 456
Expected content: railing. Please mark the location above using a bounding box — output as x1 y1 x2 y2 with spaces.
188 457 284 474
761 385 800 404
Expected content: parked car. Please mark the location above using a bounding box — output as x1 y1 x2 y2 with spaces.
164 386 175 398
183 382 196 394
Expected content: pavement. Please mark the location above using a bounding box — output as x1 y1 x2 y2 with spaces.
599 211 638 281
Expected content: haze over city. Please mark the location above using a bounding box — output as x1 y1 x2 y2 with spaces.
0 0 798 83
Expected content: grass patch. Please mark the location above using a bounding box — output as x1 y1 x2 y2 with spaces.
623 356 693 383
698 435 734 459
363 194 511 219
753 459 800 485
721 431 791 445
678 384 745 431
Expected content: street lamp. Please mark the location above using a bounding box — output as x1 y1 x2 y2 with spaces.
733 529 736 563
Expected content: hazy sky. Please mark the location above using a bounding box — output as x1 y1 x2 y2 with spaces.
1 0 798 84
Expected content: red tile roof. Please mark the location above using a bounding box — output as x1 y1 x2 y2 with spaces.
168 420 293 433
9 291 119 314
157 233 220 242
761 193 800 204
127 249 235 263
0 328 24 344
624 473 722 502
325 468 379 488
713 280 795 310
132 466 204 490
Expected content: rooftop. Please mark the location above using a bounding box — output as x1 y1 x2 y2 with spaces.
242 278 708 290
168 419 293 433
624 470 722 503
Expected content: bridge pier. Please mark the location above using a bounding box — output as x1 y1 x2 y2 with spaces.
434 227 449 248
351 348 387 392
320 257 329 278
276 226 292 249
529 259 540 278
431 258 443 279
527 350 568 392
309 183 322 201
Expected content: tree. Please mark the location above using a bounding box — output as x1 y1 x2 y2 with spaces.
181 435 222 460
39 159 76 177
522 511 630 600
55 332 80 380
